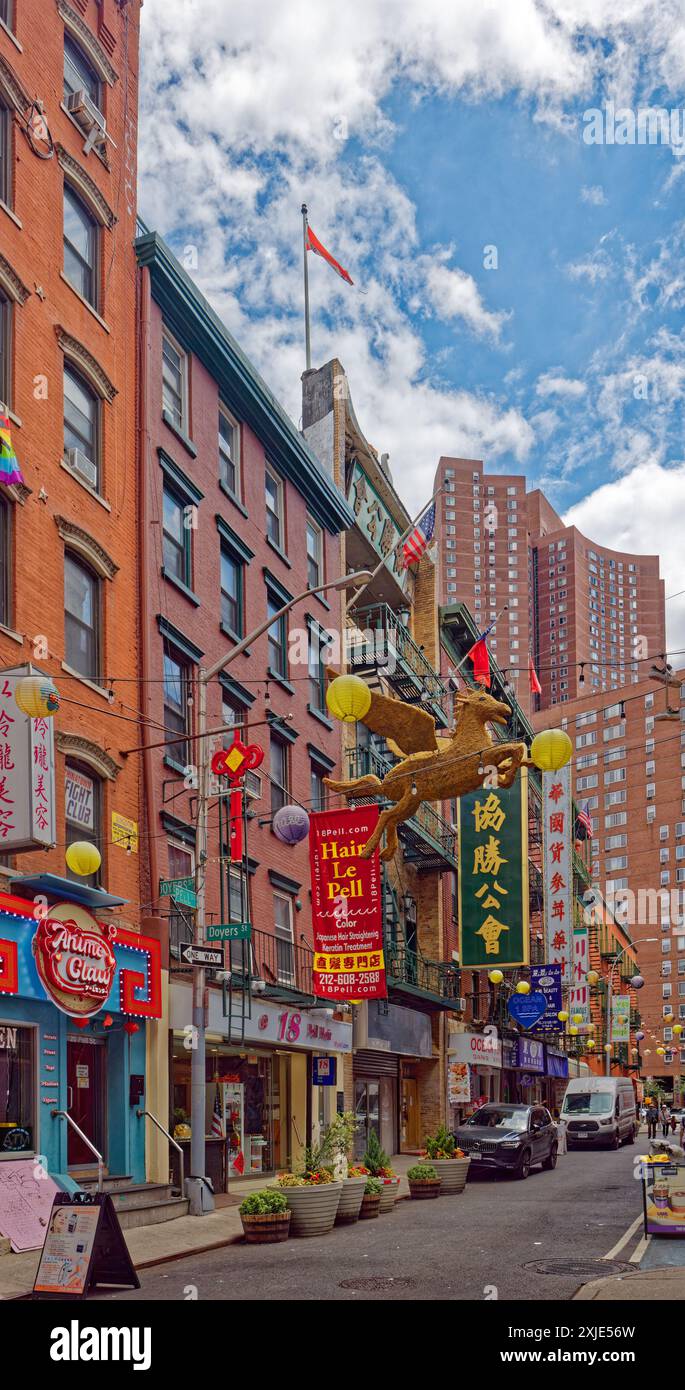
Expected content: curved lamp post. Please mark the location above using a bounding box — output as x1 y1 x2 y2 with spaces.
605 938 656 1078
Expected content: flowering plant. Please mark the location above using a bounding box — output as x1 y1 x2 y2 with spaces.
277 1167 335 1187
347 1164 369 1177
423 1124 457 1160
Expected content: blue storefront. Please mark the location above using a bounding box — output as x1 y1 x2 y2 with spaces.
0 878 162 1188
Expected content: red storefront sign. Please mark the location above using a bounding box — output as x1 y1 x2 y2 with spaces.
33 904 117 1017
309 807 386 1000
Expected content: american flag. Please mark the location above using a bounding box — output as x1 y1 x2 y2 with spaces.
211 1080 224 1138
576 802 593 840
401 502 436 567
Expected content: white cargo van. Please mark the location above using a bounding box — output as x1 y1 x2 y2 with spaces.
561 1075 637 1149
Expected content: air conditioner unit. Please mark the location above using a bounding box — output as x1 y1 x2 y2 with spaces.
455 996 467 1012
243 770 263 802
66 89 107 153
65 446 97 489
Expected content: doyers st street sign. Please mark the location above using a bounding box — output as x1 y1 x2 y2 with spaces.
457 770 530 969
206 923 251 942
159 876 197 909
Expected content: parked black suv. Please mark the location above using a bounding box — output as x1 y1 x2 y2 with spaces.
454 1103 558 1180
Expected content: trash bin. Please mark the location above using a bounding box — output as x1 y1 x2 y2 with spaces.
186 1175 215 1215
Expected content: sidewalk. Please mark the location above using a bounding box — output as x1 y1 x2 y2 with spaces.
0 1155 416 1301
575 1268 685 1301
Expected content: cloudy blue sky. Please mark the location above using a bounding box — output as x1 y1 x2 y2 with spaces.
138 0 685 648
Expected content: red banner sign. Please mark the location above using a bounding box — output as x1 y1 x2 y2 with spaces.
309 807 386 1000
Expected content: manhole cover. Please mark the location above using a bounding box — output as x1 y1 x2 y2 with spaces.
523 1259 633 1279
339 1276 416 1291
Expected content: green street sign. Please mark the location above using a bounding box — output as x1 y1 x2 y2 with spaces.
159 876 197 909
206 923 251 942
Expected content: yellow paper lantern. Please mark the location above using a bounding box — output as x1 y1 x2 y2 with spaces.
572 1013 583 1024
569 1026 578 1035
673 1025 683 1036
604 1044 612 1053
586 1022 595 1032
557 1010 569 1022
65 841 101 877
529 728 573 772
488 969 504 985
325 674 372 724
664 1013 674 1024
586 1039 596 1049
14 674 59 718
586 970 599 986
516 980 530 995
656 1047 666 1056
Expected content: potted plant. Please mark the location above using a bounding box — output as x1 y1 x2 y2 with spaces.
359 1176 382 1219
363 1130 400 1213
239 1188 291 1243
423 1123 471 1194
407 1163 441 1199
276 1163 342 1237
320 1111 368 1224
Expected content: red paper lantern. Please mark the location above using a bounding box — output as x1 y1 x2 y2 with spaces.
123 1021 139 1035
103 1014 113 1028
72 1018 90 1030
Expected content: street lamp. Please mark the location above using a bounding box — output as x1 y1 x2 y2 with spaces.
187 569 373 1212
605 939 656 1079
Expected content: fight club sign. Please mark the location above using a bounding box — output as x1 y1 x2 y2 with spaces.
32 903 117 1018
309 806 386 1000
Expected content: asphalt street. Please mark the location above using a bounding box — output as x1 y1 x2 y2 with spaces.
93 1139 661 1302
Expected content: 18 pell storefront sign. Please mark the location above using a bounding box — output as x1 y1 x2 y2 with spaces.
309 806 386 1000
457 772 529 969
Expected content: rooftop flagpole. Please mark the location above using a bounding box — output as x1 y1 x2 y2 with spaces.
302 203 312 371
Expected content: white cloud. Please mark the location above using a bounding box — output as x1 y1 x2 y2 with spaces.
564 462 685 651
580 184 607 205
424 262 510 341
536 372 587 398
566 247 615 283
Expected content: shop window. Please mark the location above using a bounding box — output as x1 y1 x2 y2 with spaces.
64 186 98 309
64 34 100 106
65 759 101 887
64 552 100 681
270 734 288 814
0 492 11 629
273 891 295 985
0 1024 35 1151
163 644 191 768
218 404 240 498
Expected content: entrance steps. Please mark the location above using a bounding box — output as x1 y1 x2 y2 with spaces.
80 1177 190 1229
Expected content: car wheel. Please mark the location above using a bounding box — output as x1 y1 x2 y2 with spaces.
610 1131 620 1150
626 1126 636 1145
514 1148 531 1180
543 1142 558 1170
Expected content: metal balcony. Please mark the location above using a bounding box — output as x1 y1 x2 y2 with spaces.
228 926 318 1006
346 748 458 872
347 603 449 726
385 940 461 1010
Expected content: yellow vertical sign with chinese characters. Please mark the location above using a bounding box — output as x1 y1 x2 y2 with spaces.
457 769 529 968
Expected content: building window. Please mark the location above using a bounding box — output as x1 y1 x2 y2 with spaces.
310 760 328 812
0 99 11 209
64 553 99 680
163 645 191 768
64 186 98 308
163 484 192 588
306 519 322 590
167 840 195 955
270 734 288 814
218 405 240 496
265 468 284 549
0 1025 35 1149
221 692 245 748
0 492 10 630
64 35 100 105
273 891 295 985
162 329 187 432
220 546 243 638
0 290 11 409
308 624 327 712
65 760 101 887
64 365 99 489
267 591 288 678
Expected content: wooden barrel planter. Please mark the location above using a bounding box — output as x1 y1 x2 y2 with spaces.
408 1177 441 1200
336 1175 367 1224
281 1181 342 1237
359 1192 381 1219
378 1177 401 1212
431 1157 471 1194
241 1210 291 1244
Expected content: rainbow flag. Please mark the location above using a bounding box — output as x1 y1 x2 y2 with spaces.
0 412 24 485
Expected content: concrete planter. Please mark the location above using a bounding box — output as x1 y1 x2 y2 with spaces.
359 1193 381 1219
408 1178 441 1200
335 1176 367 1224
378 1176 401 1212
240 1210 291 1244
280 1181 342 1237
431 1156 471 1194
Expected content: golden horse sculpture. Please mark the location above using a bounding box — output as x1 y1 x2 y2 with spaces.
324 680 530 863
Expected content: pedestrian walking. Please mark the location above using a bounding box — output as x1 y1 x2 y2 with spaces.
671 1114 678 1133
661 1103 671 1138
680 1114 685 1150
647 1106 659 1140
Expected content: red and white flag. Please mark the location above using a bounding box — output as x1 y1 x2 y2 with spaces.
528 654 542 695
306 224 353 284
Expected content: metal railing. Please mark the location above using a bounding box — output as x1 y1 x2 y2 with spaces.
246 925 316 999
385 941 461 1000
346 748 457 866
349 603 446 702
51 1110 104 1192
137 1109 184 1197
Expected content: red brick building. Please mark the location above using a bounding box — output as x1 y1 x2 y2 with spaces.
135 231 355 1182
432 457 665 716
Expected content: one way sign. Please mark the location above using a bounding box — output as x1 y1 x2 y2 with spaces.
180 945 224 968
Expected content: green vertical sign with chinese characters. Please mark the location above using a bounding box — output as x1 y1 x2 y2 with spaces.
457 769 529 969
